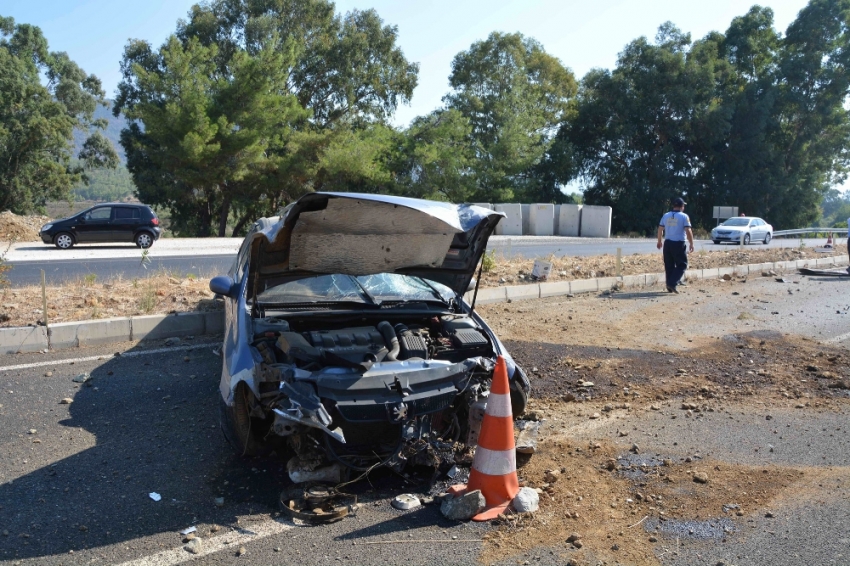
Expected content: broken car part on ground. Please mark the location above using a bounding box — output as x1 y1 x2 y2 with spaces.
211 193 530 481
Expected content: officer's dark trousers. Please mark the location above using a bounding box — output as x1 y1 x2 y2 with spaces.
663 240 688 288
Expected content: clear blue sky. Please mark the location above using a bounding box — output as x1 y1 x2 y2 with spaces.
4 0 812 128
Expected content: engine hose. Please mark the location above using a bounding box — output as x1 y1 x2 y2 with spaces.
377 321 399 361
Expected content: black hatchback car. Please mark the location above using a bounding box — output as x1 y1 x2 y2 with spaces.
39 203 162 249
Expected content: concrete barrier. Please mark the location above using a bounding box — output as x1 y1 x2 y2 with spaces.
78 318 132 346
718 267 734 278
558 205 582 236
0 325 48 354
131 312 206 341
553 205 561 236
645 273 664 286
621 274 646 288
701 268 720 279
539 281 572 298
579 205 612 238
473 287 507 305
204 311 225 335
505 284 540 302
494 204 522 236
472 203 494 210
570 279 598 294
597 276 619 291
815 257 835 266
528 204 554 236
521 204 530 235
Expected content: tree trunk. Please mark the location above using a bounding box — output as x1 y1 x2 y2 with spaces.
218 195 231 237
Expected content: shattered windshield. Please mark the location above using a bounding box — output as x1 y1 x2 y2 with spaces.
720 218 751 227
257 273 452 304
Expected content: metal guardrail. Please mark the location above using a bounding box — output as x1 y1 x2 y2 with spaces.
773 228 849 237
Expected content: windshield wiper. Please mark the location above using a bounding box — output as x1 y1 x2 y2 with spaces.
349 275 381 305
415 277 450 305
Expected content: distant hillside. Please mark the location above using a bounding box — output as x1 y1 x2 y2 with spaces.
72 102 127 163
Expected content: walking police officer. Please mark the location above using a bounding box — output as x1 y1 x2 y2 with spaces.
656 197 695 293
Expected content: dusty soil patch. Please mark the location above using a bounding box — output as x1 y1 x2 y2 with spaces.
474 276 850 565
0 211 51 243
480 244 847 287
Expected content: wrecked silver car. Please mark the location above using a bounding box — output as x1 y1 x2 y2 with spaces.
210 193 529 477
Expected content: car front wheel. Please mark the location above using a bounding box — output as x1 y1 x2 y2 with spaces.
763 232 771 244
220 382 269 458
713 240 720 245
135 232 153 248
54 233 74 249
742 233 750 245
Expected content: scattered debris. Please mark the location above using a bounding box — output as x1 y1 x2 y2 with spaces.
391 494 422 511
512 487 539 513
184 538 202 554
71 373 91 384
693 472 709 484
164 337 181 346
440 490 486 521
515 420 541 454
214 497 225 507
280 484 356 524
149 492 162 502
287 456 342 484
179 526 197 536
59 398 73 405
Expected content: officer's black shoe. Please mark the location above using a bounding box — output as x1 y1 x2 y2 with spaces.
666 285 679 294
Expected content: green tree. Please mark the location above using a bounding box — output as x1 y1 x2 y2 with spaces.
443 32 576 202
0 16 118 213
115 0 418 236
394 108 476 203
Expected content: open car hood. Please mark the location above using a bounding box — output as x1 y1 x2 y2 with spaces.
246 193 504 297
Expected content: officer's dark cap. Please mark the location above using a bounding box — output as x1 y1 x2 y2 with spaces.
672 197 686 206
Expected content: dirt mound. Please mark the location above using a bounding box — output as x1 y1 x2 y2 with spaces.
0 211 51 243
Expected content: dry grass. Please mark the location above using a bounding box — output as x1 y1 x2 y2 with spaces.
0 271 220 327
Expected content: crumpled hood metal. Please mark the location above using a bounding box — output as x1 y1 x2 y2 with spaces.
247 193 504 296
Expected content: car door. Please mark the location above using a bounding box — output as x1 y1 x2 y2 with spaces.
111 206 140 242
753 219 765 240
74 206 113 242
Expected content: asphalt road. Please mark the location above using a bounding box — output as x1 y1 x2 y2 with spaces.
0 275 848 565
4 236 831 286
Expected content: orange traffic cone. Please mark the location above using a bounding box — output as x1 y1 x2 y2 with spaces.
447 356 520 521
825 233 834 248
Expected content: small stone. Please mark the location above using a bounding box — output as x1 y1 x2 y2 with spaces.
214 497 225 507
543 469 561 483
589 412 600 419
28 429 36 435
183 533 196 542
566 532 581 543
184 356 191 362
650 404 661 410
693 472 709 484
573 540 583 549
184 538 202 554
649 535 658 542
512 487 539 513
562 393 576 402
605 459 617 471
71 372 91 384
237 546 246 556
45 371 52 377
440 490 486 521
630 443 639 454
765 511 775 518
210 525 221 533
165 337 181 346
59 398 73 405
78 525 88 532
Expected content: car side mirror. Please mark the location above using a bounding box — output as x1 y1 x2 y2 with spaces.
210 275 237 298
79 216 87 223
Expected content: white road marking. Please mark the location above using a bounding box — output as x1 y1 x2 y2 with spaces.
115 519 294 566
0 342 219 372
823 331 850 344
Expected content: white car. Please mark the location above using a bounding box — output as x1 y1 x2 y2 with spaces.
711 216 773 245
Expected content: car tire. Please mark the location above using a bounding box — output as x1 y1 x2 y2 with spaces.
713 240 720 245
54 232 74 249
763 232 771 244
135 232 154 248
742 233 750 245
509 378 529 418
219 383 269 458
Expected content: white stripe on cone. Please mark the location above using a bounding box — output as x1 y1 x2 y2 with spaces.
485 392 512 418
473 446 516 476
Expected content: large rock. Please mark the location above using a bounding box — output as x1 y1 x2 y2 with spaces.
512 487 539 513
440 490 486 521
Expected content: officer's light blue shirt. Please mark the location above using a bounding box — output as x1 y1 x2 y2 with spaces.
659 211 691 242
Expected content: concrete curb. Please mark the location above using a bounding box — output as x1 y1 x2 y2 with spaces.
2 254 847 355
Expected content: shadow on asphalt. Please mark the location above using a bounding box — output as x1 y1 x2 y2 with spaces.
602 291 670 300
0 339 295 561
